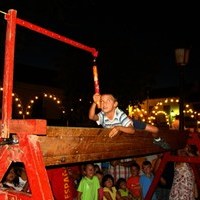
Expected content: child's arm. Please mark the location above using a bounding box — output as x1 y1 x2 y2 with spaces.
109 125 135 138
104 191 114 200
89 102 99 121
116 191 124 200
89 94 101 121
77 191 82 200
118 159 135 167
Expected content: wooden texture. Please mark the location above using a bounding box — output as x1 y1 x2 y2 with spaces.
38 127 189 166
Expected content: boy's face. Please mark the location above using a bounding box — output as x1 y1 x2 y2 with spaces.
100 94 118 113
142 164 152 175
84 164 95 179
131 166 139 176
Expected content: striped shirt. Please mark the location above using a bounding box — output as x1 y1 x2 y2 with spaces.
96 107 133 128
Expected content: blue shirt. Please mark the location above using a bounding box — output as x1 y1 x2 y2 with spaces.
140 173 157 200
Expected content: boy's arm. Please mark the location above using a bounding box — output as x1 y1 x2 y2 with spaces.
109 125 135 138
88 102 99 121
77 191 82 200
89 93 101 121
119 159 135 167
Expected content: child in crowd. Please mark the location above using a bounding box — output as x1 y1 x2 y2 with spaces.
140 160 157 200
96 170 104 200
0 165 26 192
15 164 29 193
89 93 170 149
102 174 121 200
94 164 101 173
77 163 100 200
127 162 142 200
116 178 133 200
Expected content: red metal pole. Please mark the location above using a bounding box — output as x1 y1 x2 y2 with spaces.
1 9 17 138
4 12 98 57
144 152 170 200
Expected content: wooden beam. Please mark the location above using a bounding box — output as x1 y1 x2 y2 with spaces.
39 127 188 166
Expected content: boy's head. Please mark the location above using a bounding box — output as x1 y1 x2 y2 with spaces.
82 163 95 178
130 162 140 176
142 160 152 175
100 94 118 113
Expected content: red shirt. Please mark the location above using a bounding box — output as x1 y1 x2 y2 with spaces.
127 175 141 197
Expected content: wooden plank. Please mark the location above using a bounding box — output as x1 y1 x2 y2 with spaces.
38 127 188 166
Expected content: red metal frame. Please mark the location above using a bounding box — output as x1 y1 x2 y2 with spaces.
0 9 98 199
145 132 200 200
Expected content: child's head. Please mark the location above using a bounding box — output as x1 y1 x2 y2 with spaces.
95 170 103 185
100 94 118 113
5 168 17 183
3 166 19 186
116 178 127 190
102 174 114 188
82 163 95 179
94 164 101 173
130 162 140 176
142 160 152 175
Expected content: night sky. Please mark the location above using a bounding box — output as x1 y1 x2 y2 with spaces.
0 1 200 104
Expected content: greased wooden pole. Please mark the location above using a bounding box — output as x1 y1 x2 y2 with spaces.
93 57 100 107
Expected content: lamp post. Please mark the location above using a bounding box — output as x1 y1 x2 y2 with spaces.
175 48 190 131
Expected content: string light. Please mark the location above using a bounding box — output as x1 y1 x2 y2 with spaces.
127 97 200 127
25 93 66 117
0 87 66 119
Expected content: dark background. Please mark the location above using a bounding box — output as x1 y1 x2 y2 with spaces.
0 1 200 105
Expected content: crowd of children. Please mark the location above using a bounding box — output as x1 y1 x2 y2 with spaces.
76 160 157 200
1 153 198 200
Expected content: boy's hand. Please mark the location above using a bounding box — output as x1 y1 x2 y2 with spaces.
93 93 101 103
93 93 101 108
109 127 120 138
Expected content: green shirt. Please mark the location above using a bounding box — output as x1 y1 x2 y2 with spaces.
77 175 100 200
118 188 129 197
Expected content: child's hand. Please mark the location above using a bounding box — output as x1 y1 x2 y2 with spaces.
109 127 120 138
93 93 101 105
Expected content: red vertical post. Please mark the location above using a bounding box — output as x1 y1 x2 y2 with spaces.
144 152 170 200
1 9 17 138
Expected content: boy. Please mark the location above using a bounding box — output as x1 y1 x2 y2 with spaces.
77 163 100 200
127 162 142 200
140 160 157 200
89 93 170 149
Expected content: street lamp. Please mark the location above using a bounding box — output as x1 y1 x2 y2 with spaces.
175 48 190 131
